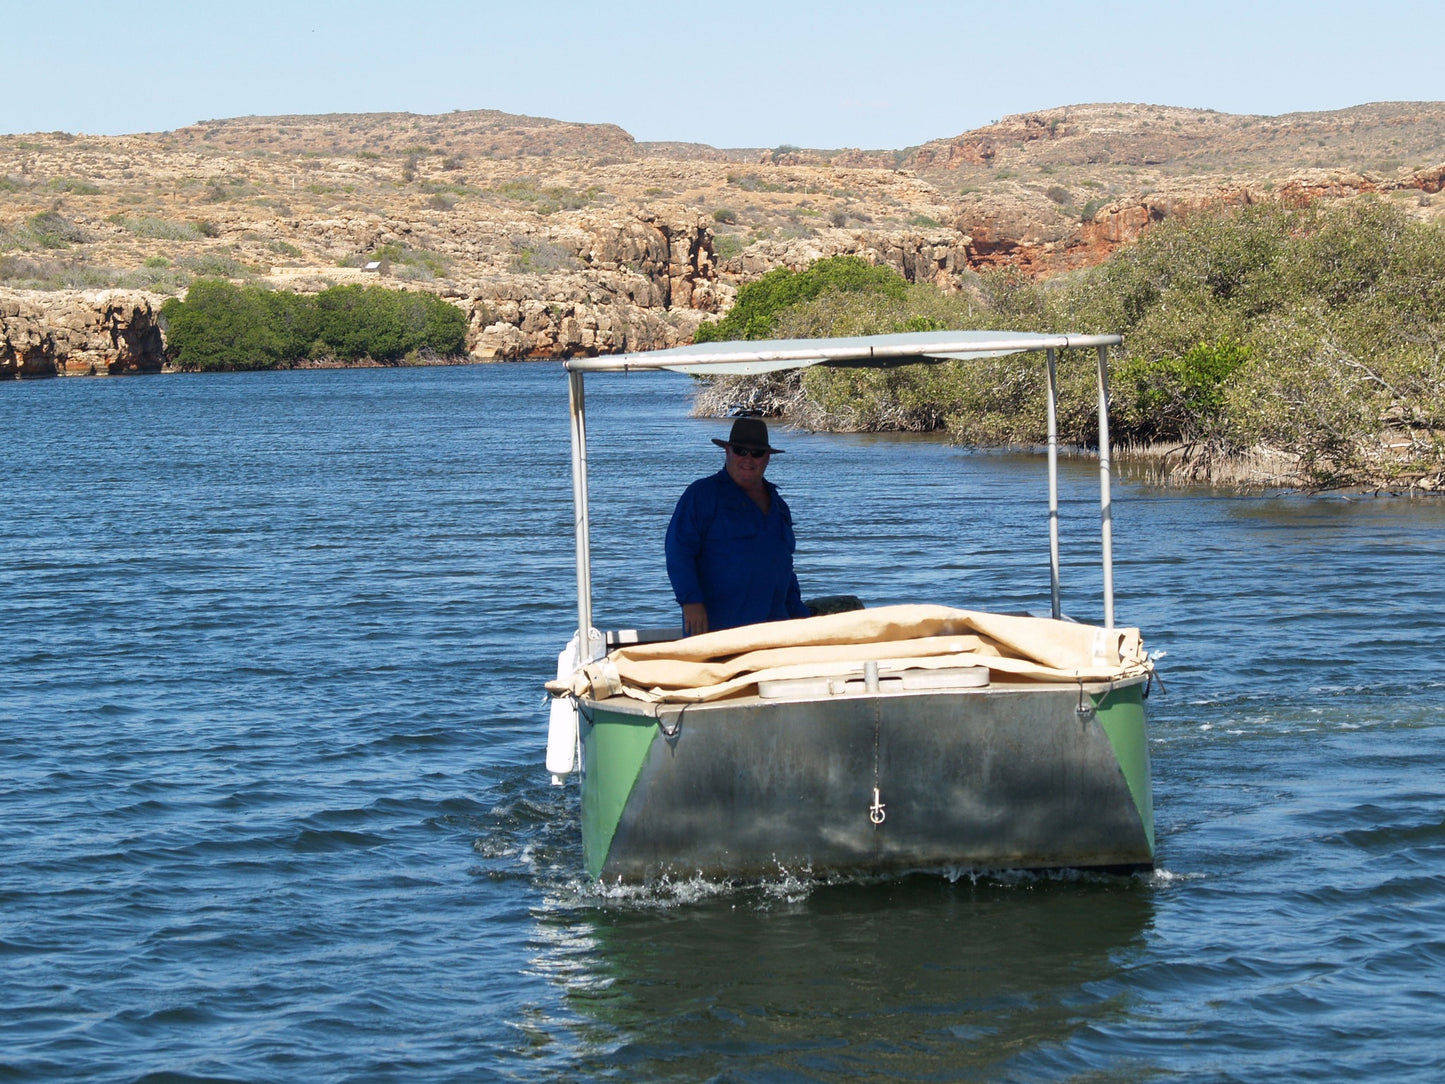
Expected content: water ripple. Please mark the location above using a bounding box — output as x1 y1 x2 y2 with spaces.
3 365 1444 1082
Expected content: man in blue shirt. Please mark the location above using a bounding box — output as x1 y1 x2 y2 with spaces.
666 418 810 635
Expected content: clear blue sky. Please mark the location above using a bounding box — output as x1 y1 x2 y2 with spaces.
4 0 1439 148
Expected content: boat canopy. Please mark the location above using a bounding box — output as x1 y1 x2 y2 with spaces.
562 329 1124 664
563 330 1121 377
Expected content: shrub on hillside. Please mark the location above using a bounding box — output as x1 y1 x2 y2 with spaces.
108 214 205 241
0 211 90 251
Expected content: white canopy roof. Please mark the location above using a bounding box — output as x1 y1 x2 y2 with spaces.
564 330 1123 377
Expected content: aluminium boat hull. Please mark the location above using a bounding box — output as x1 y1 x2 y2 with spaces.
579 677 1153 882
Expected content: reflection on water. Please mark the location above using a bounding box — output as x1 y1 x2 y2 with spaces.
533 875 1154 1082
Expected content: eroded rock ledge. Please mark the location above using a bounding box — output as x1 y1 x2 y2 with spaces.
463 212 721 359
1 290 165 378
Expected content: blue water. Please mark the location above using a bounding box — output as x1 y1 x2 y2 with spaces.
3 363 1444 1082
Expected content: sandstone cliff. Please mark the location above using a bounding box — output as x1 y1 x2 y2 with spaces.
1 290 164 377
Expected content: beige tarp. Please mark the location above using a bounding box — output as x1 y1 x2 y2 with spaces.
547 604 1151 704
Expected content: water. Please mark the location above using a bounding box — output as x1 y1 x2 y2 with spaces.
3 363 1443 1083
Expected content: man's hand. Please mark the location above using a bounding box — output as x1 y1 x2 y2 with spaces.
682 602 709 637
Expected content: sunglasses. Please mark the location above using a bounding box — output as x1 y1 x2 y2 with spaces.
730 445 771 459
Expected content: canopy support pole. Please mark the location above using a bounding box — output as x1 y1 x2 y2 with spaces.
567 369 600 661
1096 344 1115 630
1045 348 1061 620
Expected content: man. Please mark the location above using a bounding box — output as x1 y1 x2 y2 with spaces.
665 417 810 636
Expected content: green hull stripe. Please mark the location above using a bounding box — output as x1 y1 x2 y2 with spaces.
1092 683 1155 855
581 708 658 879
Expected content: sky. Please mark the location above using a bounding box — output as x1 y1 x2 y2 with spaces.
4 0 1441 149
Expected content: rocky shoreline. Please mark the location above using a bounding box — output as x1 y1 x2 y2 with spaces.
0 215 972 377
9 285 1439 495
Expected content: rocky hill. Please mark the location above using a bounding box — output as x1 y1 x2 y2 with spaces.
4 102 1444 376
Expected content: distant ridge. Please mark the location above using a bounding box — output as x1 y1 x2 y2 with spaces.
165 108 638 160
118 100 1445 175
903 101 1445 177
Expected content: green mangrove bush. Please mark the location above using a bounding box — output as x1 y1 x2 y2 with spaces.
694 255 910 342
697 198 1445 485
161 280 468 371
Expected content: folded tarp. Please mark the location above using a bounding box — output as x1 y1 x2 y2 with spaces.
547 604 1151 704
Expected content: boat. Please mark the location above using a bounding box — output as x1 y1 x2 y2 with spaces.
545 330 1156 883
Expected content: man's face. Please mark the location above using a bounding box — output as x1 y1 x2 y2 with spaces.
725 443 770 487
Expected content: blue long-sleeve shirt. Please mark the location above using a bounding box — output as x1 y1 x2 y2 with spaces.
665 469 808 632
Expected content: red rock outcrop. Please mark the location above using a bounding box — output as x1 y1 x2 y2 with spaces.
1400 164 1444 194
1073 171 1394 265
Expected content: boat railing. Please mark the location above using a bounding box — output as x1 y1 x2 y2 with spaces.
564 331 1124 664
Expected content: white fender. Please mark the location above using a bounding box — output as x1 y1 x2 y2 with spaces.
546 631 595 783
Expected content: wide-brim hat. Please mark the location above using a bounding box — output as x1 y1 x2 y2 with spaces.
711 417 784 453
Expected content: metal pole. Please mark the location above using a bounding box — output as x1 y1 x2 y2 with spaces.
567 369 599 660
1096 344 1115 630
1045 348 1061 620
